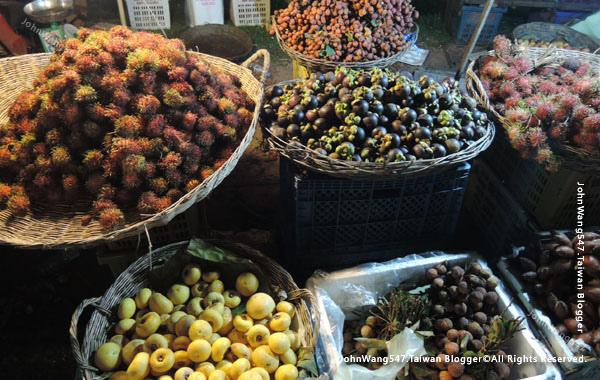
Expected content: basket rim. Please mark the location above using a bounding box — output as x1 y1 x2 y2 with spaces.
465 45 600 173
512 22 600 50
0 50 269 249
70 239 318 380
262 79 495 179
272 15 419 71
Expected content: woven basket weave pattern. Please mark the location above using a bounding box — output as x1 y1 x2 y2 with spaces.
0 50 269 249
466 46 600 173
69 240 318 380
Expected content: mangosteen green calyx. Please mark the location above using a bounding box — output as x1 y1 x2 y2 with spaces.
260 67 489 162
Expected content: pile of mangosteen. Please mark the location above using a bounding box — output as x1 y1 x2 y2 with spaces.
260 68 490 162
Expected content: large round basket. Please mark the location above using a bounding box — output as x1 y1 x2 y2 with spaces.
465 46 600 173
0 50 269 249
273 16 419 73
513 22 599 52
70 239 318 380
263 80 495 179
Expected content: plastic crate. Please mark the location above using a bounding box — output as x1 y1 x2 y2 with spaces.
125 0 170 30
230 0 269 26
482 133 600 230
279 159 470 275
554 11 591 25
453 6 508 45
462 159 539 260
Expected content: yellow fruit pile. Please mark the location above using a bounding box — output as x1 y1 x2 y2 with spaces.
517 38 591 52
93 264 302 380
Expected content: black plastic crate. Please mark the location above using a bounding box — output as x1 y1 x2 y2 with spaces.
279 159 471 276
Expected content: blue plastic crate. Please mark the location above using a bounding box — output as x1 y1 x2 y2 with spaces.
455 6 508 45
554 11 591 25
279 159 470 275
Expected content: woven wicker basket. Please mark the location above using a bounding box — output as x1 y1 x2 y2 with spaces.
513 22 599 51
263 80 495 179
466 46 600 173
70 239 318 380
0 50 269 249
273 16 419 73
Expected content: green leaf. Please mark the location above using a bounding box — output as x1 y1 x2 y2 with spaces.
416 330 434 338
325 45 335 57
297 348 318 377
354 337 388 350
464 350 476 357
409 284 430 295
460 333 470 351
411 363 438 378
186 239 252 264
231 303 246 317
304 33 313 40
371 19 379 27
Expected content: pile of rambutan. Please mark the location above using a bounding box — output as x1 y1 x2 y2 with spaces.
0 26 254 230
477 35 600 170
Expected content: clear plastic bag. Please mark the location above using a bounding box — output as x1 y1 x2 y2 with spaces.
306 253 455 380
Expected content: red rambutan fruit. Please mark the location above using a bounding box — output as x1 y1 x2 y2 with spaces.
166 188 183 202
111 138 142 156
535 67 555 77
150 177 168 195
163 89 183 108
104 104 126 122
503 67 519 81
559 94 580 111
33 172 52 188
189 69 207 88
136 94 161 114
63 69 81 87
122 154 147 174
100 71 123 93
574 79 593 97
214 123 237 140
184 179 200 193
122 172 141 189
62 105 84 125
182 111 197 131
217 98 236 114
527 127 547 147
165 169 182 187
153 197 172 212
538 81 558 96
196 115 218 131
163 126 185 147
548 123 568 141
62 174 79 192
535 103 555 121
85 173 106 194
197 130 215 147
126 48 160 72
51 146 71 167
576 62 591 77
583 114 600 132
493 35 511 57
224 113 241 129
99 184 117 200
98 208 124 230
237 108 253 127
160 152 182 170
213 159 227 171
137 191 158 213
514 57 533 74
500 82 517 99
113 88 131 107
0 183 11 203
536 147 553 164
573 106 594 122
200 167 214 180
86 103 106 122
75 55 99 73
554 108 569 122
168 67 189 82
506 108 529 123
115 115 142 137
7 194 30 216
146 114 167 137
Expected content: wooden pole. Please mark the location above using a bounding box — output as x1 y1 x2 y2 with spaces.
117 0 127 26
455 0 495 80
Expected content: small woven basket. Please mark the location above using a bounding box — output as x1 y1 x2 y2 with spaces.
513 22 599 51
70 239 318 380
466 46 600 173
262 79 495 179
0 50 269 249
273 16 419 73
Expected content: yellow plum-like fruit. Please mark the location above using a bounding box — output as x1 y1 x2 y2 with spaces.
174 367 194 380
235 273 259 297
247 325 270 348
196 362 216 377
149 293 174 314
135 288 152 309
135 309 149 324
122 339 145 365
189 372 207 380
182 263 202 286
276 302 295 318
279 349 297 366
118 297 136 319
209 280 225 294
275 364 298 380
168 284 191 305
136 311 161 338
109 371 128 380
144 333 169 353
268 333 291 355
238 372 263 380
172 336 192 351
173 350 192 369
94 342 121 371
270 312 291 332
217 307 233 335
249 367 270 380
229 358 251 380
150 347 175 373
201 308 224 332
109 334 129 348
127 352 151 380
187 339 212 362
208 369 227 380
211 337 231 362
176 314 196 337
251 345 279 374
191 282 209 298
223 290 241 308
206 302 225 315
233 314 253 333
204 292 225 308
202 271 220 282
228 329 248 345
187 297 204 317
246 293 275 320
189 319 213 341
158 376 174 380
115 318 135 335
209 333 220 345
167 311 187 333
231 343 251 360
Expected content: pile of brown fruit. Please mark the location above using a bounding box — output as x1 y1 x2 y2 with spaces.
343 262 523 380
514 230 600 355
517 39 592 52
271 0 418 62
1 26 254 230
